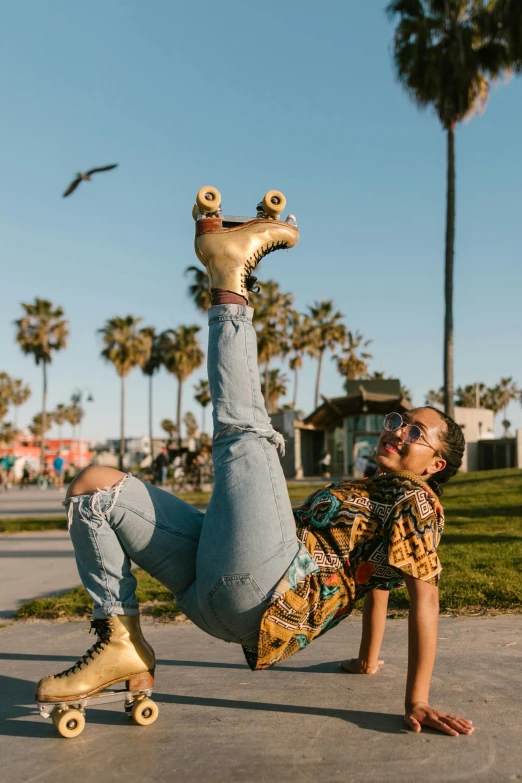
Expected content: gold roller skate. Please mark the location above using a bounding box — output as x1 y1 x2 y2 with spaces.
193 186 299 298
35 616 157 738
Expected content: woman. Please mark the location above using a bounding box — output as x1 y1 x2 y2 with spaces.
36 192 472 737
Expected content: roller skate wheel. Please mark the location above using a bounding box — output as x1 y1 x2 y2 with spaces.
262 190 286 217
196 186 221 214
192 203 200 221
53 707 85 738
131 697 159 726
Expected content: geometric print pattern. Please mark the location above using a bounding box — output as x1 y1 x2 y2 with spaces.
246 470 445 671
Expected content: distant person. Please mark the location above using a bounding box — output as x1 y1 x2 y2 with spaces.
20 461 31 489
319 451 331 478
154 449 169 486
53 454 65 489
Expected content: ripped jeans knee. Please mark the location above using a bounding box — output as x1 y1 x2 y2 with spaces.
213 424 286 457
63 472 131 530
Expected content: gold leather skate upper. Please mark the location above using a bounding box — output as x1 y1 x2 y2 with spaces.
195 219 299 297
35 615 155 703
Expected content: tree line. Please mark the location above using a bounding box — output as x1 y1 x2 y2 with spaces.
2 282 520 474
426 378 521 435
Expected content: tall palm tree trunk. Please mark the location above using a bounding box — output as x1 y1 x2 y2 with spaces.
444 126 455 419
177 378 183 448
149 375 153 462
201 406 206 436
119 374 125 471
293 368 299 409
41 362 48 470
314 350 324 409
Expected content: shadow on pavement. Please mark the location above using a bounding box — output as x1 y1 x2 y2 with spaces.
0 653 348 675
155 691 405 734
0 671 405 738
158 658 343 673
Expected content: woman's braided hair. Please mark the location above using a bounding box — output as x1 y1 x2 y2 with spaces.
425 407 466 497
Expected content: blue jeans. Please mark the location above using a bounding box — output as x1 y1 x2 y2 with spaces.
65 305 300 648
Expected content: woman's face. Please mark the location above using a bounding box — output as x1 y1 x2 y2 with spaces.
374 407 447 479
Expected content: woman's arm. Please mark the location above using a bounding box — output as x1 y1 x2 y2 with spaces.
340 589 388 674
403 574 474 736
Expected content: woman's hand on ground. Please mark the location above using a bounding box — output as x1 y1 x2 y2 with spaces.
404 702 474 736
339 657 384 674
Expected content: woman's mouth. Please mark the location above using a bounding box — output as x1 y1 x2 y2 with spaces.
382 441 401 455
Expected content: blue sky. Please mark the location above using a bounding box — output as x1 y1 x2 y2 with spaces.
2 0 521 442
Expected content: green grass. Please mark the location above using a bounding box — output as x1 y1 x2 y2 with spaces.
387 468 522 614
0 516 67 533
12 469 522 620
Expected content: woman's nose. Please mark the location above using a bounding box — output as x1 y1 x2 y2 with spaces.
394 426 407 443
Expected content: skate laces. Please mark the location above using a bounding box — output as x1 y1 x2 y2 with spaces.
55 620 112 679
243 240 288 292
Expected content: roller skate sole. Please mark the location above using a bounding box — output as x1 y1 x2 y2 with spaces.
192 186 297 229
37 674 158 738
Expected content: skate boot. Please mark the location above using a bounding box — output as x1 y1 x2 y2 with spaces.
193 186 299 298
35 615 155 703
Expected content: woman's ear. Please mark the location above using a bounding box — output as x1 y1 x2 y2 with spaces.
426 455 446 477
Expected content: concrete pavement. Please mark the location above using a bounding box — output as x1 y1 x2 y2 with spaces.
0 532 77 618
0 486 68 518
1 615 521 782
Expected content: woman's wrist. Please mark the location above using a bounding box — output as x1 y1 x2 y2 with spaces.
405 698 430 710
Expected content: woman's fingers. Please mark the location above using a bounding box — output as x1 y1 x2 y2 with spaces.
405 707 475 736
404 714 422 733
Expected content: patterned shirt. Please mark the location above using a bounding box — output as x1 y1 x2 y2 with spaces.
244 470 444 671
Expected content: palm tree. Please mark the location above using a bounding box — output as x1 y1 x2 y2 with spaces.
140 327 162 460
455 382 488 408
29 412 53 447
425 387 445 408
99 316 152 470
267 368 290 413
14 299 68 469
492 0 522 69
0 372 12 422
10 378 31 428
306 300 345 408
286 310 311 409
256 281 293 402
65 403 84 449
160 326 204 447
387 1 508 419
335 330 373 388
52 403 69 452
161 418 177 440
194 378 211 435
495 376 520 422
185 266 211 312
183 411 199 438
0 421 18 447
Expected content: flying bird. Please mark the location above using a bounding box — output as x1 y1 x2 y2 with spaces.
62 164 118 197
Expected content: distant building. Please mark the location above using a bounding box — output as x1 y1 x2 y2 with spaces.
273 380 411 479
0 433 92 474
271 384 517 479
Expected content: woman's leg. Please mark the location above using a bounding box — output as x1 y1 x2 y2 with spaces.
194 304 300 645
57 199 301 645
64 467 209 630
